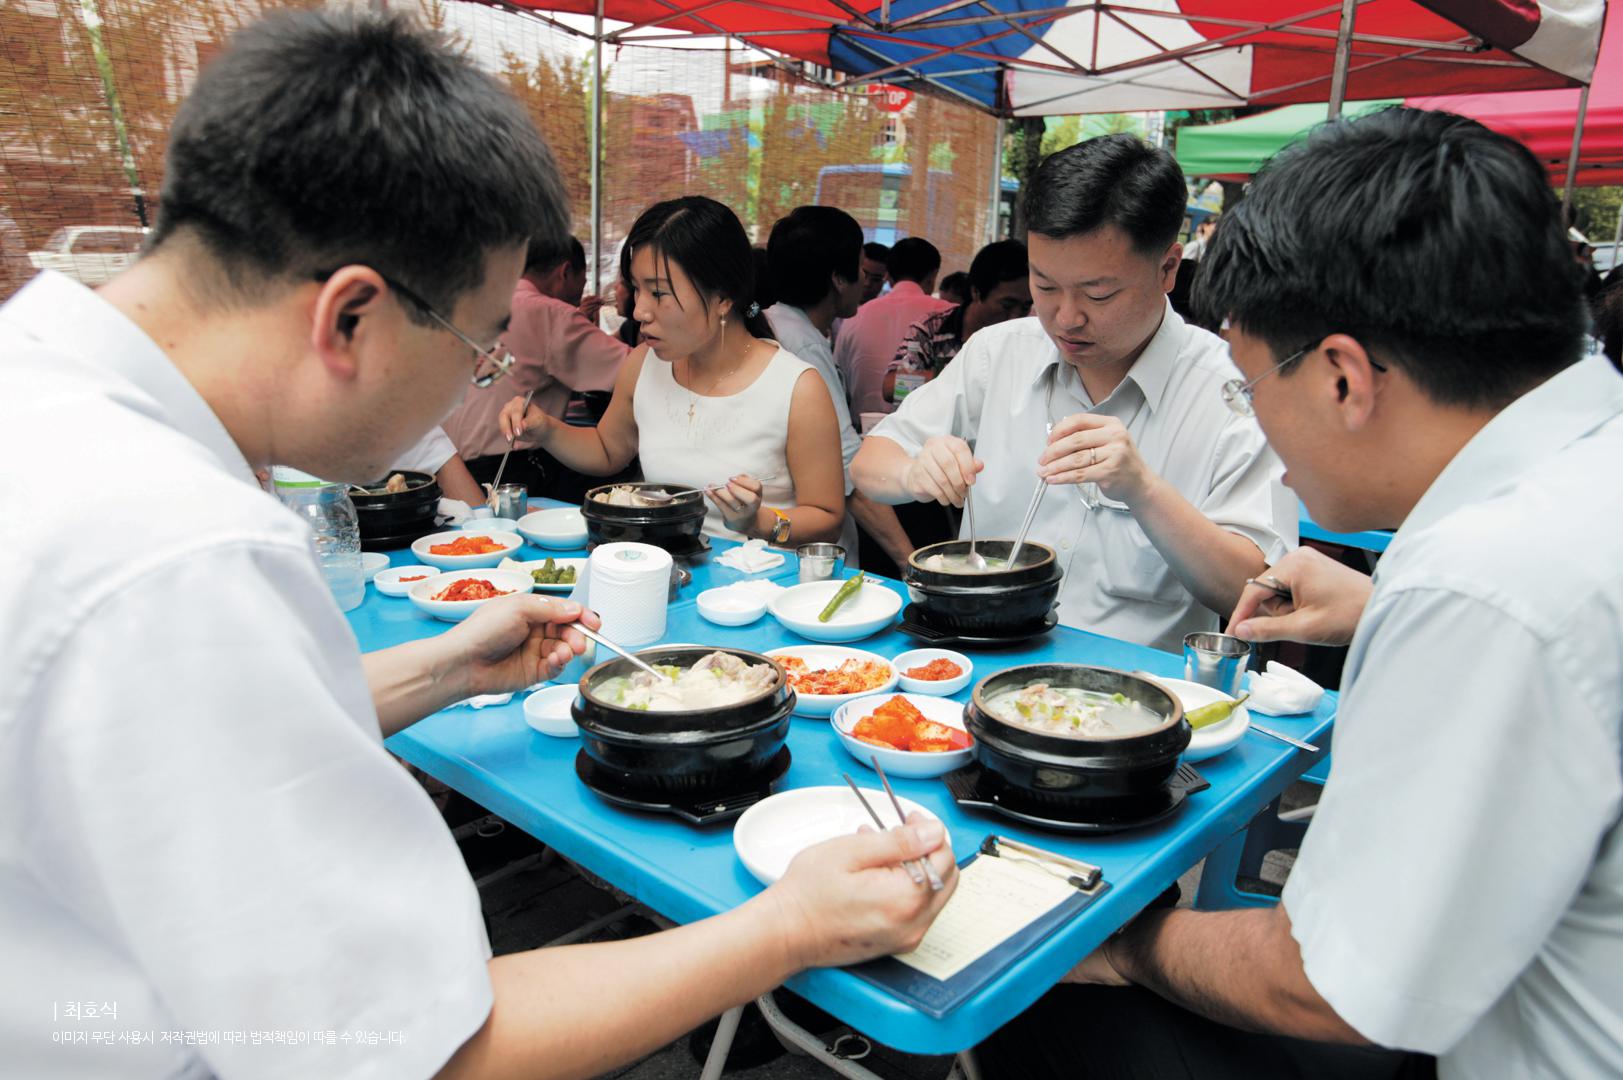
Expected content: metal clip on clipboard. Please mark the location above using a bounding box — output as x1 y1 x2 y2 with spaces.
980 834 1104 891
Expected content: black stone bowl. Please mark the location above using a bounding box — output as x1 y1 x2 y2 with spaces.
573 645 794 796
964 664 1189 823
582 482 707 553
350 470 440 544
903 540 1063 635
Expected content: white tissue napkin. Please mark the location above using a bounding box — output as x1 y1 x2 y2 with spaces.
1246 661 1325 715
437 498 476 525
716 538 786 574
454 692 514 709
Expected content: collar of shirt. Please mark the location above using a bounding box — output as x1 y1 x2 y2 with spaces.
1025 299 1182 415
1393 356 1623 547
2 271 256 484
885 280 927 301
768 302 827 341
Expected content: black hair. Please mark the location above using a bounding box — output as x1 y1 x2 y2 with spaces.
966 239 1028 299
938 271 970 302
1023 133 1184 253
526 234 585 276
1195 106 1588 409
751 246 777 313
863 241 891 263
887 237 940 284
766 205 863 308
620 196 771 339
151 10 566 319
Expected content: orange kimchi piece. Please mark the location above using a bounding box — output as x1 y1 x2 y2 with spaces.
431 577 512 602
903 658 963 681
850 696 972 753
429 534 506 556
778 656 890 696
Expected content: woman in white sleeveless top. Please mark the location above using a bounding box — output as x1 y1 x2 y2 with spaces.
499 197 845 545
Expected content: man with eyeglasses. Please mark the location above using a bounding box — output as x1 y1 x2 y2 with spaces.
852 135 1294 653
0 12 954 1079
977 108 1623 1080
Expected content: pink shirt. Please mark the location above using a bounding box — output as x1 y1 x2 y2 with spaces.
833 280 952 417
441 278 628 460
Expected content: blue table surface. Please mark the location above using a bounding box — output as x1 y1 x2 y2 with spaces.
1299 501 1392 553
358 502 1336 1055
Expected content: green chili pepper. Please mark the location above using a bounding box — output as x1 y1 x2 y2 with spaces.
1187 692 1249 730
818 572 866 623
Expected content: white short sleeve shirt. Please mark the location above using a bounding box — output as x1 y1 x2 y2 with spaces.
869 305 1295 652
0 274 493 1078
1283 357 1623 1078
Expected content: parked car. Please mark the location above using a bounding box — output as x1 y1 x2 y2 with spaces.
1593 241 1618 277
28 225 148 286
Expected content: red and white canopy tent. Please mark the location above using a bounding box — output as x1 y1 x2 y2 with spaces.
467 0 1606 276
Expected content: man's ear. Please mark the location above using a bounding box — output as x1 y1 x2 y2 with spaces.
1320 333 1383 433
310 266 388 380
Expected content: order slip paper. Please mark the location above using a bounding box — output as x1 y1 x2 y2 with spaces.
893 855 1077 982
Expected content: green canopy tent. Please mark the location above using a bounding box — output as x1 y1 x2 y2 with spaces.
1175 100 1400 181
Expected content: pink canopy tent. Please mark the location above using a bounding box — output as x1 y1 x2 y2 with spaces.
1410 1 1623 189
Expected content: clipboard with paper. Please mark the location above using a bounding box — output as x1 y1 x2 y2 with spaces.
846 835 1110 1018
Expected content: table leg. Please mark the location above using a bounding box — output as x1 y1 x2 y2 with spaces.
699 1005 745 1080
755 991 886 1079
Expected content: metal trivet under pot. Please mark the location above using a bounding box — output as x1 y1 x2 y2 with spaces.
942 760 1209 834
575 746 791 825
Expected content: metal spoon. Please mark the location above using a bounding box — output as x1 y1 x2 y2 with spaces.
964 486 988 571
638 472 781 505
571 624 674 682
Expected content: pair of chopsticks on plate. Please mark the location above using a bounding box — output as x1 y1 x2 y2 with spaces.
843 757 946 892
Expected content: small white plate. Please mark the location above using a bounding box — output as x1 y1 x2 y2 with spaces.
517 507 588 550
374 565 440 597
407 569 534 622
360 551 391 582
891 648 973 696
410 529 523 570
697 586 769 627
766 644 898 718
1150 675 1252 762
497 556 586 593
461 516 520 533
831 692 974 778
768 578 902 643
523 684 580 737
732 785 940 886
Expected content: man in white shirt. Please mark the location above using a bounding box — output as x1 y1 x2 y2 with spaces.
980 108 1622 1079
852 135 1292 653
835 236 953 417
0 13 955 1080
766 206 918 570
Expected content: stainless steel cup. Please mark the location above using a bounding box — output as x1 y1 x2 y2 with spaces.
1183 632 1251 698
494 483 527 520
797 543 846 583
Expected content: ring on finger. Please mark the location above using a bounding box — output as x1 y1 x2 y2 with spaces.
1089 448 1097 466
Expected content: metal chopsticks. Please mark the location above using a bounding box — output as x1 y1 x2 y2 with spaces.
841 769 944 891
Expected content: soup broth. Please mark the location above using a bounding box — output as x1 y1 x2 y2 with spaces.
985 682 1164 738
594 651 777 711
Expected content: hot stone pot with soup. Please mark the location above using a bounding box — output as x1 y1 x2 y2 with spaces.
902 539 1064 636
581 482 707 553
573 646 794 796
963 664 1189 823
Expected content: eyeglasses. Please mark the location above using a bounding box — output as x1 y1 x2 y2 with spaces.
313 268 513 388
381 275 514 389
1220 337 1387 417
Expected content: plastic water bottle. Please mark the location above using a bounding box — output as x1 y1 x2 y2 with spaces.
272 467 365 612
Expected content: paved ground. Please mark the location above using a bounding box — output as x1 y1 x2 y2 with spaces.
446 778 1315 1079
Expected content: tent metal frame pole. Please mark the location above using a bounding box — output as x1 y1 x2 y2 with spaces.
989 113 1006 244
591 0 605 296
1562 81 1591 217
1327 0 1358 119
